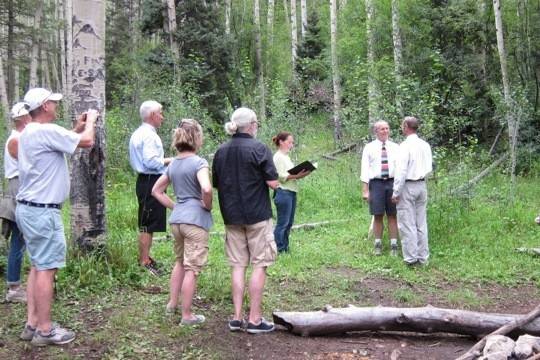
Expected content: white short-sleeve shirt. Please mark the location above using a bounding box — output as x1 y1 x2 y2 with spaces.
17 122 81 204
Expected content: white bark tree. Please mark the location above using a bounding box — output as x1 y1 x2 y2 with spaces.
65 0 73 116
365 0 380 126
391 0 403 116
493 0 518 195
165 0 179 64
254 0 266 122
300 0 307 38
29 0 44 88
290 0 298 73
330 0 342 142
0 55 9 122
225 0 231 35
267 0 275 47
70 0 107 249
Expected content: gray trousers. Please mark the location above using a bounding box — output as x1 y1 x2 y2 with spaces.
396 181 429 264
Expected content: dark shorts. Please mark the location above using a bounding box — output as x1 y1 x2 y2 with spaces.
368 178 397 216
136 174 166 233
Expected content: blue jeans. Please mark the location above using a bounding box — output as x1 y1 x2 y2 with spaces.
7 220 25 286
273 189 297 252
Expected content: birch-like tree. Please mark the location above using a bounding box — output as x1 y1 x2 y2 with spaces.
225 0 231 35
391 0 403 117
70 0 107 249
165 0 179 61
290 0 298 73
254 0 266 122
330 0 342 141
492 0 518 195
267 0 275 47
0 55 9 121
300 0 307 38
365 0 380 126
29 0 43 88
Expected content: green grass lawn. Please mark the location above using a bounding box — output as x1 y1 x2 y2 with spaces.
1 132 539 358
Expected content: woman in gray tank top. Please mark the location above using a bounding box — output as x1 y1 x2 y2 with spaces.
151 119 213 326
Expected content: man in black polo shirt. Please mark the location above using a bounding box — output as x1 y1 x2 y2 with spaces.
212 107 279 334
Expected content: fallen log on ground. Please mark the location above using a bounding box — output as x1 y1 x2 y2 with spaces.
324 143 358 158
516 247 540 256
209 219 349 236
452 153 508 195
272 305 540 337
455 303 540 360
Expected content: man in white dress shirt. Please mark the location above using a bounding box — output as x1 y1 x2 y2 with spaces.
392 116 433 266
361 121 400 256
129 100 172 275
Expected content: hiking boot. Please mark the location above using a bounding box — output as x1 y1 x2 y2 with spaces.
6 288 27 303
20 324 36 341
390 244 398 257
374 242 382 256
31 325 75 347
180 314 205 326
246 318 275 334
228 319 245 332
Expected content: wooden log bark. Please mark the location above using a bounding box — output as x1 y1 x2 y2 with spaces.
272 306 540 337
452 153 508 195
456 303 540 360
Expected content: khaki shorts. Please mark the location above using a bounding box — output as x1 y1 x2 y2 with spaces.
225 219 277 268
171 224 209 275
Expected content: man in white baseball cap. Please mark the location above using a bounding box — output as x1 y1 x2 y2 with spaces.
0 102 32 304
23 88 63 112
16 88 97 346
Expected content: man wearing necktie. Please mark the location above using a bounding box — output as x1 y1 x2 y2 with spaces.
360 121 400 256
392 116 433 266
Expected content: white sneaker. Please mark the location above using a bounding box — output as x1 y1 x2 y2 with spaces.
31 325 75 346
6 288 27 303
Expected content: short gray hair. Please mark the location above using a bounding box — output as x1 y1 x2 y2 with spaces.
224 107 257 135
139 100 162 121
372 120 388 134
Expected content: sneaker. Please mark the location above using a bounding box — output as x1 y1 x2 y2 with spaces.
20 324 36 341
374 242 382 256
143 261 162 276
246 318 275 334
390 244 398 257
6 288 27 303
228 319 245 332
180 314 205 326
31 325 75 347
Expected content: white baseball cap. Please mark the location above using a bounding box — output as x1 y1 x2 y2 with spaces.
10 102 30 120
23 88 63 111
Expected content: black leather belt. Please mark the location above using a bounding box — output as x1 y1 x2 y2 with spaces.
406 178 425 182
372 178 394 181
17 200 62 209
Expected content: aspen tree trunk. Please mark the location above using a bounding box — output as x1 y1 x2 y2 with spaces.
42 48 51 89
254 0 266 122
391 0 403 117
0 55 9 122
225 0 231 35
290 0 298 73
330 0 342 142
59 0 68 98
65 0 73 117
165 0 179 69
267 0 275 47
7 0 15 104
300 0 307 38
70 0 107 250
365 0 379 126
493 0 517 197
29 0 44 88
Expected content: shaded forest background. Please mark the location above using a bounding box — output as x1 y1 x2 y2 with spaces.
0 0 539 178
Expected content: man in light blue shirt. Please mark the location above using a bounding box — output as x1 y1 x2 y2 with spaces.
129 100 172 275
